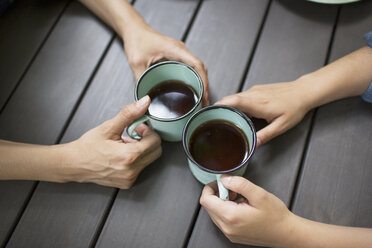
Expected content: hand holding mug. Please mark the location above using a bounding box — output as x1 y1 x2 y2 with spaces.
65 96 162 189
216 81 312 146
124 26 210 105
183 105 256 200
200 176 296 247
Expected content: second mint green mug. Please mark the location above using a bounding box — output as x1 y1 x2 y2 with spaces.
182 105 257 200
128 61 204 142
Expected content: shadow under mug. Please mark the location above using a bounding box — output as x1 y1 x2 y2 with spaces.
127 61 204 142
182 105 257 200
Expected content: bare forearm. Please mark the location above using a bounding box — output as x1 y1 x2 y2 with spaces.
0 140 73 182
78 0 149 41
288 215 372 248
298 46 372 111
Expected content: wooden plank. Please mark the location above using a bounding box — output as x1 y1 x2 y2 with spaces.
186 0 269 103
188 1 338 247
0 0 69 110
292 1 372 228
1 1 113 247
0 181 34 247
98 143 202 248
6 0 199 247
96 0 269 247
0 2 112 144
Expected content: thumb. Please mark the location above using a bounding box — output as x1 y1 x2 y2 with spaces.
107 95 150 136
221 175 267 208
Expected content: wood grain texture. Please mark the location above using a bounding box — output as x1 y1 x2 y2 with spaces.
97 142 203 248
188 1 338 247
0 181 34 247
0 0 69 110
292 1 372 228
186 0 269 103
190 208 255 248
0 1 112 144
6 0 199 247
1 2 113 247
327 1 372 60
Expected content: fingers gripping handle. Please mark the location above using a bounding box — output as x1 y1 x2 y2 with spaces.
127 116 149 140
217 174 229 201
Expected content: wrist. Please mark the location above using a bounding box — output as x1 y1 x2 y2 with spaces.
121 21 153 44
119 11 151 43
40 143 77 183
295 74 326 112
279 213 307 248
55 141 90 183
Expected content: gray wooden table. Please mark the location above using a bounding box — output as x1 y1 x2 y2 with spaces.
0 0 371 247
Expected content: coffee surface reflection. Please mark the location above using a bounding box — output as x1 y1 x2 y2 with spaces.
148 80 198 119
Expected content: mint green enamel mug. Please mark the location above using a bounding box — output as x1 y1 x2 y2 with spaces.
182 105 256 200
128 61 204 142
307 0 359 3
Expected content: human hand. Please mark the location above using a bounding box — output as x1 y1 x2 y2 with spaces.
200 176 297 247
216 81 312 146
124 25 209 105
65 96 162 189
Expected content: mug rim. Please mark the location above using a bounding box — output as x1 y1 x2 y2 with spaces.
182 105 257 174
135 61 204 122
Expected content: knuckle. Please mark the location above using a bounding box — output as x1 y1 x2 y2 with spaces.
153 133 162 147
229 215 238 225
157 146 163 157
128 54 142 67
177 40 186 47
195 60 204 68
223 227 234 238
117 150 129 161
199 196 206 206
259 132 268 144
124 153 139 165
221 210 233 223
125 170 138 182
222 226 239 243
134 142 146 155
119 183 132 190
113 162 126 171
228 236 238 244
152 146 162 161
224 212 238 224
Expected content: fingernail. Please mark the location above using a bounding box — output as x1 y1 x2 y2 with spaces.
136 95 150 108
221 175 232 185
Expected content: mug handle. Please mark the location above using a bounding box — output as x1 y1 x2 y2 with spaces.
216 174 229 201
127 115 149 140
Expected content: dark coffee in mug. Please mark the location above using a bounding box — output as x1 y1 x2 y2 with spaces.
148 80 198 119
189 120 249 171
